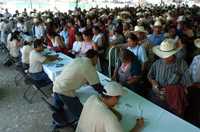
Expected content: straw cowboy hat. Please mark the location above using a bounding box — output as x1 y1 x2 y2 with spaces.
134 25 147 33
152 39 180 59
166 15 173 21
46 18 52 23
154 21 162 27
119 11 131 16
33 18 39 23
103 82 126 97
194 38 200 48
177 16 186 22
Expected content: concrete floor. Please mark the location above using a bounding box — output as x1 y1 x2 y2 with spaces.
0 52 74 132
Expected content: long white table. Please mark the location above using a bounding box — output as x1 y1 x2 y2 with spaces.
42 51 200 132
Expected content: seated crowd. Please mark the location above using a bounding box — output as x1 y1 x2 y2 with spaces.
0 4 200 132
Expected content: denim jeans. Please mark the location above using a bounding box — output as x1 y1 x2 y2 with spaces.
52 93 83 128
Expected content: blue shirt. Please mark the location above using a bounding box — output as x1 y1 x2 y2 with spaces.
127 45 148 64
59 30 68 46
148 33 164 45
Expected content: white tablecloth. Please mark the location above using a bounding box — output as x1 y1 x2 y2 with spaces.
42 51 200 132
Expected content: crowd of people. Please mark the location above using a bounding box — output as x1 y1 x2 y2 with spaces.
0 3 200 132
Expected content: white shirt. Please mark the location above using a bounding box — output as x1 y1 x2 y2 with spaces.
29 50 46 73
72 41 82 53
92 33 103 46
9 40 20 58
34 25 45 39
17 22 23 32
76 95 123 132
21 45 33 64
6 33 12 49
53 57 100 97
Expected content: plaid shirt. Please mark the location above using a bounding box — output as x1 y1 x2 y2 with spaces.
189 55 200 83
148 59 192 87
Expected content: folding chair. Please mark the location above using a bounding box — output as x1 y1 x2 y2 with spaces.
23 74 50 104
14 63 28 86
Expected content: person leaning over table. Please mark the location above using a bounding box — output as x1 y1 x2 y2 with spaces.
76 81 144 132
52 49 106 130
29 39 58 86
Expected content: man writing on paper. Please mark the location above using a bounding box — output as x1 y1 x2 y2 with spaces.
76 81 144 132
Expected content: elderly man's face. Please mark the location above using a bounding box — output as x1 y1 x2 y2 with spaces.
163 55 175 64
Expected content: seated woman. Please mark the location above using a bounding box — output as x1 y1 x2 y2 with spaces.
29 39 58 86
68 32 83 58
78 30 95 56
21 36 33 70
7 31 22 62
46 28 67 54
112 49 142 94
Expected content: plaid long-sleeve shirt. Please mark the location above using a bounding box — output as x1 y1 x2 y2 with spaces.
148 58 192 87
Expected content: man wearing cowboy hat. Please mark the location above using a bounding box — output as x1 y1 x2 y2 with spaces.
148 39 192 110
76 81 144 132
134 25 154 70
147 21 164 46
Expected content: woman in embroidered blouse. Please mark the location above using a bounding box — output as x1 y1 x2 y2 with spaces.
112 49 142 94
46 28 66 53
78 30 95 56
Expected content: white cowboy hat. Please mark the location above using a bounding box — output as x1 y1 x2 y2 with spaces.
134 25 147 33
119 11 131 16
166 15 173 21
152 39 180 59
177 16 186 22
100 14 108 19
136 12 143 16
103 81 126 97
116 15 124 21
137 18 146 24
194 38 200 48
30 13 37 18
33 18 39 23
154 21 162 27
46 18 52 23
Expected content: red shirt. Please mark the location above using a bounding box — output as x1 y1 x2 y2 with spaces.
68 27 76 50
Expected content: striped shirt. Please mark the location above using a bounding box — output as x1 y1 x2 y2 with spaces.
189 55 200 83
148 59 192 87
